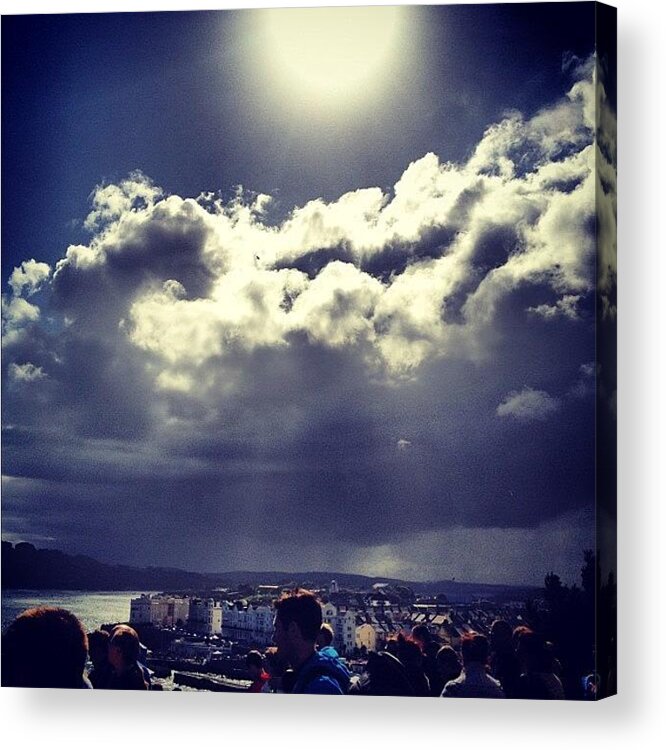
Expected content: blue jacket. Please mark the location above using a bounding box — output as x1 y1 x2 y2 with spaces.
291 651 350 695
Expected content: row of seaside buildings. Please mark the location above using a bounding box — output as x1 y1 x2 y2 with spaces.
129 586 526 656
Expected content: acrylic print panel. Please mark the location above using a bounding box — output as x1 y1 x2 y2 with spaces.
1 2 616 699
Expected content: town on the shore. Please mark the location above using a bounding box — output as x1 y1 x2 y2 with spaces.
2 554 616 698
116 568 610 698
130 579 526 666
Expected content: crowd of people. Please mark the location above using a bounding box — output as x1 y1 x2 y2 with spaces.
2 590 591 699
257 590 571 698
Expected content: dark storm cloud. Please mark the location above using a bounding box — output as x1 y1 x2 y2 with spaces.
1 57 612 581
2 331 595 567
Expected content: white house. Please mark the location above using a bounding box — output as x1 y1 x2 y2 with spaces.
337 609 357 654
188 598 223 635
221 602 274 645
321 603 356 655
321 602 337 623
243 604 274 645
129 594 190 627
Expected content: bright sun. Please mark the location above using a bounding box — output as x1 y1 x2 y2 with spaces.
260 7 405 108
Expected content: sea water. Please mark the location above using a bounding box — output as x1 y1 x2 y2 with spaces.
1 589 149 632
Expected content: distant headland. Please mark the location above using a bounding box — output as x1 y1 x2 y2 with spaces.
1 541 536 603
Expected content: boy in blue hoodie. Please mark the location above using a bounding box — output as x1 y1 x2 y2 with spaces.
273 589 349 695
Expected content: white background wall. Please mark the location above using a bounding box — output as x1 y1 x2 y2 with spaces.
0 1 664 748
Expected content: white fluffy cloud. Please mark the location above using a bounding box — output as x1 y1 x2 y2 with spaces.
496 387 560 421
8 259 51 297
28 58 601 393
289 261 384 349
3 55 607 433
1 296 40 332
2 260 51 348
528 294 581 320
83 170 163 231
8 362 46 383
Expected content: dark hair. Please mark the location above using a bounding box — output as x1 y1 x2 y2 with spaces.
411 624 432 644
88 628 109 650
318 623 334 646
490 619 513 648
366 651 415 697
516 629 552 672
396 632 423 666
1 607 88 688
274 589 322 642
436 644 461 669
110 624 141 664
245 650 264 669
461 632 489 665
88 628 110 665
436 645 462 685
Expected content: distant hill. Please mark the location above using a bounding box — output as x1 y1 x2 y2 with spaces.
1 541 214 592
1 542 537 602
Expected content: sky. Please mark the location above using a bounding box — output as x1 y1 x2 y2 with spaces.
1 2 617 585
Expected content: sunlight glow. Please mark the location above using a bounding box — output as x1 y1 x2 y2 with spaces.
259 7 405 108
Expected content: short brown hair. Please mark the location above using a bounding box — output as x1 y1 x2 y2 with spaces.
274 589 322 642
110 624 141 664
1 607 88 688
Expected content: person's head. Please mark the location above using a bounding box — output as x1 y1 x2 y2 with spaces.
87 629 110 668
108 624 141 671
490 619 513 651
512 624 533 650
436 645 462 682
366 651 414 697
1 607 88 688
516 629 551 672
273 589 322 663
411 624 432 650
396 632 423 668
316 623 334 649
461 632 490 667
245 650 265 680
